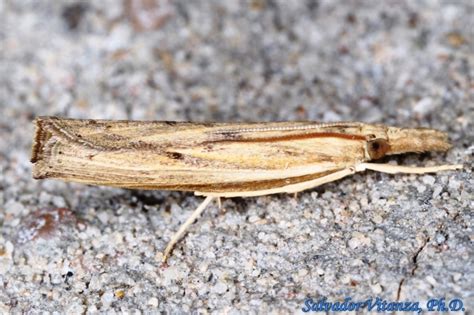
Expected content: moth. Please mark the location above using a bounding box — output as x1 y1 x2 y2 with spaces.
31 116 462 261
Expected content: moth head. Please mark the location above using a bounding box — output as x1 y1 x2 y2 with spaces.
385 126 452 155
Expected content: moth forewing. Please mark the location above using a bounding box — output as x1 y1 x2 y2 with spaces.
32 117 377 192
31 117 463 262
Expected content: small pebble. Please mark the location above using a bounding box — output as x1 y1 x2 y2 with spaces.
212 281 228 295
432 185 443 198
371 283 383 294
101 291 114 308
348 232 371 249
147 297 159 308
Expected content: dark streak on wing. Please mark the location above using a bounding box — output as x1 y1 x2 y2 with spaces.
166 151 184 160
129 140 159 150
31 119 48 163
216 131 243 140
207 132 367 144
87 169 341 192
103 133 126 141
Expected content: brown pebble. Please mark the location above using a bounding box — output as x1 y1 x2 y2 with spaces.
16 208 78 244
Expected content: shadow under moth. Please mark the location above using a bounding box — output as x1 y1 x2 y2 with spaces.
31 117 463 261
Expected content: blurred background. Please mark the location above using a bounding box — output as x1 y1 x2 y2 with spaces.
0 0 472 313
2 0 472 124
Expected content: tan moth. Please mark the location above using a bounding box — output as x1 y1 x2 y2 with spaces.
31 117 463 261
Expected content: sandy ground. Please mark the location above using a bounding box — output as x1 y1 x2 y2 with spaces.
0 0 473 313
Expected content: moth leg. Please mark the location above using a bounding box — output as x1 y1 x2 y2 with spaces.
355 163 463 174
293 192 298 199
162 196 215 262
216 197 227 214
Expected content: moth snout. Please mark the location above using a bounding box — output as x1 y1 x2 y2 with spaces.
386 127 452 155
